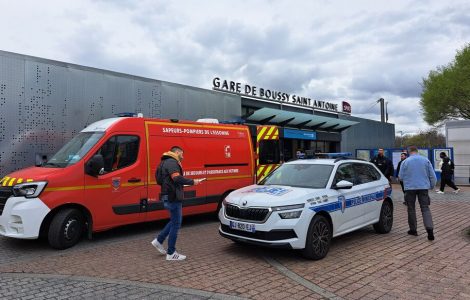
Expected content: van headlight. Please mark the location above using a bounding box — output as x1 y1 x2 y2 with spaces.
12 181 48 198
272 203 304 219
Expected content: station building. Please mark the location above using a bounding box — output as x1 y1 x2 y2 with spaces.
0 50 395 174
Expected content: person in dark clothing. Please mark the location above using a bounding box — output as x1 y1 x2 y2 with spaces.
396 152 408 205
370 148 394 181
436 152 460 194
151 146 204 261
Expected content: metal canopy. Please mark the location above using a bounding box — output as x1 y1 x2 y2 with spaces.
244 107 358 132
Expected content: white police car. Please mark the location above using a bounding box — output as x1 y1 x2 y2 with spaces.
219 158 393 260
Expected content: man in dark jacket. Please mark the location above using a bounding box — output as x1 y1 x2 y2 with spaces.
396 152 408 205
151 146 204 261
436 152 460 194
370 148 394 181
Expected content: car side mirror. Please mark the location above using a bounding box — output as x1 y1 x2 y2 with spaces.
333 180 353 189
85 154 104 177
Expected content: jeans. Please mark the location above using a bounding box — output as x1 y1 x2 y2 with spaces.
405 190 434 231
156 195 182 255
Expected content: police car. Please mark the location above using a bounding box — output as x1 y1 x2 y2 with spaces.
219 158 393 260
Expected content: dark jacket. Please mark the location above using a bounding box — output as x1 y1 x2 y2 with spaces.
371 155 393 178
441 157 454 178
159 152 194 202
396 159 405 179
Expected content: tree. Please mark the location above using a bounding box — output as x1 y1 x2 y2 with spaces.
394 129 445 148
421 43 470 125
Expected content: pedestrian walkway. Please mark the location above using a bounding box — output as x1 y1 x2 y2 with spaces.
0 185 469 299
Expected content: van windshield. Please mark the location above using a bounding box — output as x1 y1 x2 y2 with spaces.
43 132 104 168
260 164 334 189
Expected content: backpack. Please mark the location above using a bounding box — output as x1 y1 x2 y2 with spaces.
155 161 165 185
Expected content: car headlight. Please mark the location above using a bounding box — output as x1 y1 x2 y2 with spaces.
278 210 303 219
272 203 305 219
12 181 48 198
272 203 305 211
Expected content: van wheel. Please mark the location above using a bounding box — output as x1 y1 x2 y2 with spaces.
302 215 332 260
373 201 393 234
48 208 84 249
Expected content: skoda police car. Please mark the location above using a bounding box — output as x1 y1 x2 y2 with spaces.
219 158 393 260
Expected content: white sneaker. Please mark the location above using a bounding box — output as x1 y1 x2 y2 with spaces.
454 189 460 194
151 239 166 255
436 191 444 194
166 251 186 261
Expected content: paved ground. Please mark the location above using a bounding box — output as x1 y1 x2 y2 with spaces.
0 184 469 299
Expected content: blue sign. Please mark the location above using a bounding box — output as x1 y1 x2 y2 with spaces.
283 128 316 140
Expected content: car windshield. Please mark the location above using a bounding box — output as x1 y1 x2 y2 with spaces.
260 163 334 189
43 132 104 168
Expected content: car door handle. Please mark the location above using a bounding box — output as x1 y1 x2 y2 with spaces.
128 178 141 183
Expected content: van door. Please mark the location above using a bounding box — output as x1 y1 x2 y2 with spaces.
84 133 147 229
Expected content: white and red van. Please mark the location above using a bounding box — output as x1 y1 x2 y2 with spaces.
0 116 257 249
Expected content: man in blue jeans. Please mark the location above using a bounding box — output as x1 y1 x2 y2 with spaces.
151 146 204 260
398 146 437 241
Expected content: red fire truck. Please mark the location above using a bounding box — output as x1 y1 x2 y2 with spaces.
0 116 281 249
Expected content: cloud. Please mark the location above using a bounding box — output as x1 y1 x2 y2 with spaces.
0 0 469 135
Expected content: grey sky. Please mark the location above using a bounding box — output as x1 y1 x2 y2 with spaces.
1 0 469 135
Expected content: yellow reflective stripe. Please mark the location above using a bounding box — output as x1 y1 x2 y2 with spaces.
8 178 16 186
16 178 24 184
257 166 265 177
121 182 145 187
265 126 275 139
26 179 34 182
271 134 278 140
84 185 111 190
46 186 84 192
2 177 10 186
257 127 267 142
264 165 273 176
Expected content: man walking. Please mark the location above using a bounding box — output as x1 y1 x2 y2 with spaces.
370 148 394 181
396 152 407 205
151 146 204 260
398 146 437 241
436 152 460 194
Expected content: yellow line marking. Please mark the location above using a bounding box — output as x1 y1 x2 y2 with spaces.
16 178 23 184
26 179 34 182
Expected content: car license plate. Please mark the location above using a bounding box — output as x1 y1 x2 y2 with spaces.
229 221 255 233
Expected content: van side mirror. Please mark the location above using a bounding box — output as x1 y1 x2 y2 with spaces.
333 180 353 189
85 154 104 177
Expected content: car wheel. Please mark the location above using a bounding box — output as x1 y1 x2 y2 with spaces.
302 215 332 260
48 208 84 249
373 201 393 234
